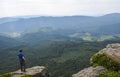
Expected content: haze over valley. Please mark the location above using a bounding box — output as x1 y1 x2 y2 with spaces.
0 13 120 41
0 13 120 77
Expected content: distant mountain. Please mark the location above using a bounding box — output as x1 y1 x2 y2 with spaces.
0 16 93 33
0 13 120 34
96 23 120 34
0 17 20 24
0 13 120 43
101 13 120 18
0 13 120 77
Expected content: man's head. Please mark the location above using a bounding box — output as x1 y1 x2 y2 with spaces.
19 49 23 52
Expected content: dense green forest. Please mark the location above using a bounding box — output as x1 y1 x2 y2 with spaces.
0 39 120 77
0 13 120 77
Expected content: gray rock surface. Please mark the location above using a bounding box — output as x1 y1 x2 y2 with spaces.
72 66 106 77
103 43 120 63
73 43 120 77
11 66 50 77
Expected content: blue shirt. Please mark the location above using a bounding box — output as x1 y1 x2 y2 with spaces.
18 52 24 63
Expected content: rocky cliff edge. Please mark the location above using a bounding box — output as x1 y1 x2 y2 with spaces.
11 66 50 77
72 43 120 77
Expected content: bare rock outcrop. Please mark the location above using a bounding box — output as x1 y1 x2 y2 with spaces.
11 66 50 77
103 43 120 63
72 66 106 77
72 43 120 77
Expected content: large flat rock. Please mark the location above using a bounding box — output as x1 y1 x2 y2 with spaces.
11 66 49 77
103 43 120 63
72 66 106 77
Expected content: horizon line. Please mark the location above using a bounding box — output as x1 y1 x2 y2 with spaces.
0 12 120 18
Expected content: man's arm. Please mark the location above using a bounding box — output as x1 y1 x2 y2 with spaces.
22 56 26 61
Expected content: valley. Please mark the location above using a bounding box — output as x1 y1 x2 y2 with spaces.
0 13 120 77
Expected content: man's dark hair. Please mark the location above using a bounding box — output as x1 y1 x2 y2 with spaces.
19 49 23 52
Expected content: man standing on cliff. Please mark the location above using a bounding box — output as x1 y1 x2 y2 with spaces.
18 49 26 72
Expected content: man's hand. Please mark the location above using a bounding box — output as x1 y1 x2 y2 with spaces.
22 56 26 62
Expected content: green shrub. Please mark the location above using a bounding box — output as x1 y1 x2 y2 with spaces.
99 71 120 77
92 50 120 71
21 74 32 77
0 73 11 77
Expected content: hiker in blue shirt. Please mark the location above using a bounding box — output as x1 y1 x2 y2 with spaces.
18 49 26 72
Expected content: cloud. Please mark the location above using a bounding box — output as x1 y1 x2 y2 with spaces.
7 32 21 38
0 0 120 17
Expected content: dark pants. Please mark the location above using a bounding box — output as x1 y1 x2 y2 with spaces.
20 61 26 72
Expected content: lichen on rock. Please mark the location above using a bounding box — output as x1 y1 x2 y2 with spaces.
91 43 120 71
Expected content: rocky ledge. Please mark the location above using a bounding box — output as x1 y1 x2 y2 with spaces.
11 66 50 77
72 43 120 77
72 66 106 77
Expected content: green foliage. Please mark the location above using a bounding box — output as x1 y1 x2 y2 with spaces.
21 74 32 77
99 71 120 77
0 73 11 77
92 51 120 71
1 39 120 77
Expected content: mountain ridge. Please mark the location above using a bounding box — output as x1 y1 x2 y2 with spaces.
0 13 120 33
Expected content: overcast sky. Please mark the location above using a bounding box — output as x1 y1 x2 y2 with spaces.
0 0 120 17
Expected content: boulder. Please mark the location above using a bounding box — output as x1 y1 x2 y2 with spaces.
11 66 50 77
104 43 120 63
72 66 106 77
72 43 120 77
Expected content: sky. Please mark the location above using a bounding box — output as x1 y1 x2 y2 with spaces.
0 0 120 17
